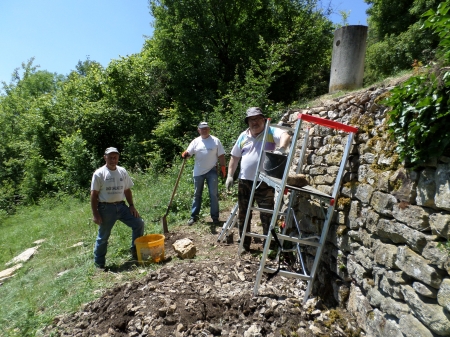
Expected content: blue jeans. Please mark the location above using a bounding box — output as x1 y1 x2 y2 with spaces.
94 202 144 266
191 167 219 221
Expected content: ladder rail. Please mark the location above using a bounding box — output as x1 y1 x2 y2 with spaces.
331 132 355 199
253 117 304 295
238 119 276 254
302 204 336 302
217 202 239 242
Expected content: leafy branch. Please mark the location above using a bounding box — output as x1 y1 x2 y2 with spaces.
382 0 450 166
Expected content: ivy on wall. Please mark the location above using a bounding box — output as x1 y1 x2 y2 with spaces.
383 1 450 166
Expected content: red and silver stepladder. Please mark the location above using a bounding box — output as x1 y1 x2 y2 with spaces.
237 113 358 303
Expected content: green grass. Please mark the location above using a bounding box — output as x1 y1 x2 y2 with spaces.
0 160 234 336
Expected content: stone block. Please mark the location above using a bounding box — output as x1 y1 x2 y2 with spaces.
309 166 327 175
358 227 374 247
361 153 376 164
373 242 398 269
316 184 332 195
396 246 445 289
401 285 450 335
325 152 343 166
347 284 373 329
398 314 434 337
355 183 374 205
392 203 431 231
413 282 438 299
380 296 411 318
347 255 367 284
435 164 450 210
437 278 450 311
416 168 436 208
379 270 410 300
313 174 335 185
422 241 449 269
310 154 324 165
366 309 403 337
429 212 450 239
353 246 374 270
347 200 362 229
364 207 380 233
172 239 196 259
311 136 322 149
370 191 397 216
389 168 418 203
376 170 391 192
376 219 427 252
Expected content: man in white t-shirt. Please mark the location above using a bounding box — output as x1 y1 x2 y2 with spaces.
226 107 290 251
182 122 226 226
90 147 145 269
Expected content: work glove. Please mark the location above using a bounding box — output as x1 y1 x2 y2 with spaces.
221 166 226 178
273 147 286 155
225 176 234 190
181 151 190 159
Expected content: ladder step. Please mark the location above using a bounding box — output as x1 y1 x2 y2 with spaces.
263 267 312 281
276 233 321 247
242 232 270 240
259 173 333 201
249 206 288 217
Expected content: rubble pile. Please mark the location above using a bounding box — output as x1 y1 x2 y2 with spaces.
43 258 361 337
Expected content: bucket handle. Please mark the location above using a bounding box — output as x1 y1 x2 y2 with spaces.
263 160 287 172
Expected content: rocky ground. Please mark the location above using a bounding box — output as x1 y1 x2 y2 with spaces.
42 212 363 337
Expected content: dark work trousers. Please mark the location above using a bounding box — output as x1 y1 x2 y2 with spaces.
237 179 275 249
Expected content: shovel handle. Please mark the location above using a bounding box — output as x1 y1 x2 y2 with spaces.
163 158 187 218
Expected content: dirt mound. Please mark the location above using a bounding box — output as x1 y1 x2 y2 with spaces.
42 217 362 336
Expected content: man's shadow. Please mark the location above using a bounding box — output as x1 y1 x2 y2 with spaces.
106 256 173 273
207 220 223 234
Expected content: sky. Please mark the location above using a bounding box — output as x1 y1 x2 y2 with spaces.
327 0 370 26
0 0 369 86
0 0 153 85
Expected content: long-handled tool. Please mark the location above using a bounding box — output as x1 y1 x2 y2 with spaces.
162 158 187 234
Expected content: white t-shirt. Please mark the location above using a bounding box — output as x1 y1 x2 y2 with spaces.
187 135 225 176
91 165 134 203
230 127 285 180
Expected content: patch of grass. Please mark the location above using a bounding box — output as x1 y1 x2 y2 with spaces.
0 162 233 336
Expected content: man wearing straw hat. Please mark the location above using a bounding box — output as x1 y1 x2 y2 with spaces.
90 147 145 269
182 122 226 226
226 107 290 251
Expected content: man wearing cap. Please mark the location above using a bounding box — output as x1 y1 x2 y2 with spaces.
226 107 290 251
90 147 145 269
182 122 226 226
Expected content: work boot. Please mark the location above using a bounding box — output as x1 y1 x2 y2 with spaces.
94 263 108 271
187 218 196 226
212 219 221 225
130 247 138 260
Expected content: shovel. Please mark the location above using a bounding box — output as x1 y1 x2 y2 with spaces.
162 158 187 234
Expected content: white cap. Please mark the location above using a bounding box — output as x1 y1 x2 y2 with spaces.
198 122 209 129
104 147 120 155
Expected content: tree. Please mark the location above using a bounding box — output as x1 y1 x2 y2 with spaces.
0 59 64 206
149 0 333 110
364 0 440 83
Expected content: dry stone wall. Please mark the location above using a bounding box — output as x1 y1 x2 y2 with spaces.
279 86 450 336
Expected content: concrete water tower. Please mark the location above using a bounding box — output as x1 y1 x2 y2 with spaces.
329 25 368 93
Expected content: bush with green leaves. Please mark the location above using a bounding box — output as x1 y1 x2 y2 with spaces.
383 0 450 166
364 0 440 84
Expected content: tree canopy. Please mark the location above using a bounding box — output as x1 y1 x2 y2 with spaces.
149 0 334 108
364 0 441 82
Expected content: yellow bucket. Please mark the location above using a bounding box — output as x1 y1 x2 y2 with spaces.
134 234 165 264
